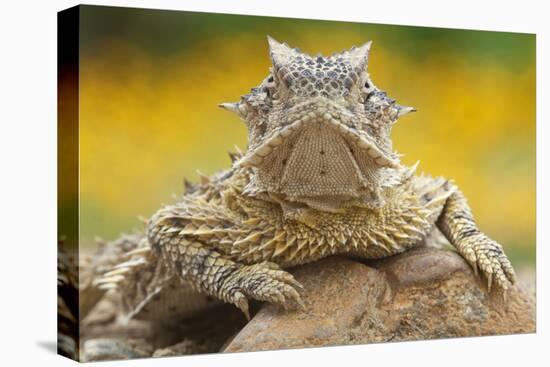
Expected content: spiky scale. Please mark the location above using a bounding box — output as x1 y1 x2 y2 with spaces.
273 242 289 257
90 38 516 324
234 232 263 247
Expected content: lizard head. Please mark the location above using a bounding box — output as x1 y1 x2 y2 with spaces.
220 37 415 212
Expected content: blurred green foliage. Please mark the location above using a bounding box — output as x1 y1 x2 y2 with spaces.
80 5 534 69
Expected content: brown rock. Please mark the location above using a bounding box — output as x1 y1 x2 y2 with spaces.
153 339 210 357
224 256 398 352
149 303 248 351
81 294 153 349
224 247 536 353
82 338 153 361
81 303 247 361
81 298 247 361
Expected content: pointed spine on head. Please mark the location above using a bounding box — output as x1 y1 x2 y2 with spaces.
346 41 372 74
267 36 299 85
219 102 249 124
397 105 416 118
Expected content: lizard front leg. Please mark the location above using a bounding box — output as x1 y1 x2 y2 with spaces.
147 204 304 318
436 185 516 291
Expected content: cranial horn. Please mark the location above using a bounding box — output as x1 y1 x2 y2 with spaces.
219 102 240 114
267 35 298 71
219 102 249 126
347 41 372 72
397 105 417 118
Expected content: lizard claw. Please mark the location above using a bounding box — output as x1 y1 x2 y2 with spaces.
224 262 305 315
463 248 478 277
233 291 250 320
487 271 493 293
458 234 515 293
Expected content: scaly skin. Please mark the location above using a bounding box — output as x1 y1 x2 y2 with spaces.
93 37 516 321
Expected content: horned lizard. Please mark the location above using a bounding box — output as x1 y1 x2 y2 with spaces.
91 37 516 321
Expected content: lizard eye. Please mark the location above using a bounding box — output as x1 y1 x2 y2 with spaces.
263 74 278 100
362 78 375 103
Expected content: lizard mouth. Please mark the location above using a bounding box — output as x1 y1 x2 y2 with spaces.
236 109 398 169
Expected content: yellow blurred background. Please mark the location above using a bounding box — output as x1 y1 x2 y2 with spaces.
74 6 535 264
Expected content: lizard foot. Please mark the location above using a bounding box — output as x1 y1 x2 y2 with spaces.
458 233 516 292
224 262 305 319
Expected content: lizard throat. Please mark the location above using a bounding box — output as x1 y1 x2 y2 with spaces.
240 113 395 211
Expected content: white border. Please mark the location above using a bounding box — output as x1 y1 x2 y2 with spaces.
0 1 546 366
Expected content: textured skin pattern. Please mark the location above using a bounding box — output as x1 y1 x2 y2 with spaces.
92 38 516 321
58 242 79 359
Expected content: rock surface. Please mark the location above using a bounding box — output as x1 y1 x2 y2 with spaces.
81 246 535 359
224 247 536 353
153 339 211 357
82 338 153 361
82 299 246 360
